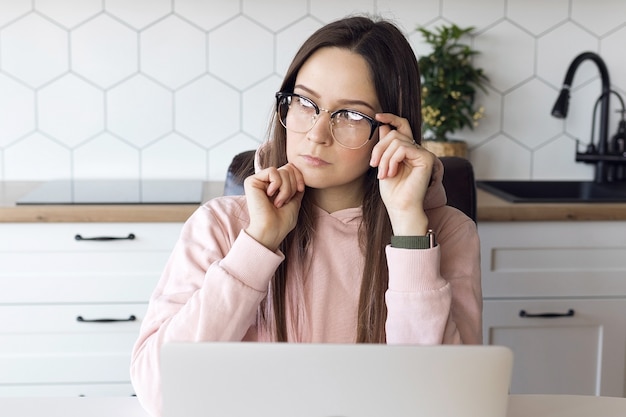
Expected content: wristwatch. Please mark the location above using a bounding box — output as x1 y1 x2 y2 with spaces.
390 229 437 249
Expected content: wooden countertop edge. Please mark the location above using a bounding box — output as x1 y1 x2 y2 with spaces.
0 181 219 223
477 205 626 221
0 204 200 223
475 189 626 221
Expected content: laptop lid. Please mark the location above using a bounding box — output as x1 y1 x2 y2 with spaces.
161 342 513 417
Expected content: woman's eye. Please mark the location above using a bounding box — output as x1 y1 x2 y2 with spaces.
337 110 365 122
297 97 315 109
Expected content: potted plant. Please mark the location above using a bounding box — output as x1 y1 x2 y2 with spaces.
417 23 488 157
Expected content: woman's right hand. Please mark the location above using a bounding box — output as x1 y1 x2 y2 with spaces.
243 164 305 252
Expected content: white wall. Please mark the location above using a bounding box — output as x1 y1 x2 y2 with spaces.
1 0 625 182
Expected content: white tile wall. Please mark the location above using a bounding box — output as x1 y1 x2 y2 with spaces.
1 0 626 181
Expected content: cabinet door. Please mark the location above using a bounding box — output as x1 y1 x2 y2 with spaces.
483 298 626 397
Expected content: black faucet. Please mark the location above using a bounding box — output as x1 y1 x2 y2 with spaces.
551 51 624 183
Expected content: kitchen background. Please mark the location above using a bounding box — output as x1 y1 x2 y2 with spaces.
0 0 625 182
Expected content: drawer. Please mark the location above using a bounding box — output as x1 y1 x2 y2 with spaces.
0 304 147 333
0 383 136 397
479 221 626 298
0 223 181 304
0 223 183 252
0 304 145 385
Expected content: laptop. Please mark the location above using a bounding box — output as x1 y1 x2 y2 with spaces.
160 342 513 417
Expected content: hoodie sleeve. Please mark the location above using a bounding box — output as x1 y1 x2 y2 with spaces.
130 197 283 417
385 207 482 345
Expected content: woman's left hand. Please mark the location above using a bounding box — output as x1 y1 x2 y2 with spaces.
369 113 436 236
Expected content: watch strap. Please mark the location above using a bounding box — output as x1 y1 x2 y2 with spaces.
391 230 436 249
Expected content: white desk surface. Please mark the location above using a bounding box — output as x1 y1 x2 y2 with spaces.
1 394 626 417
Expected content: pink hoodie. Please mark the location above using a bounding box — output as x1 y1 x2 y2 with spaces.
130 158 482 417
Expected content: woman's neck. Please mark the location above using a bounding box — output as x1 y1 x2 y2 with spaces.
309 182 365 213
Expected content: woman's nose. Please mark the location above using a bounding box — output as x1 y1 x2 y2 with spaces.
306 110 332 145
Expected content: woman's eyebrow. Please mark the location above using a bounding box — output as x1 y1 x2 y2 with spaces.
294 84 377 112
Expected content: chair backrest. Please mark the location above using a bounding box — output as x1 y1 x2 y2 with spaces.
224 150 476 222
439 156 477 222
223 150 255 196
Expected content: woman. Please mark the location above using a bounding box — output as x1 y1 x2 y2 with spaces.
131 15 481 417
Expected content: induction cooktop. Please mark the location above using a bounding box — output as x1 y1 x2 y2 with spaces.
16 179 204 205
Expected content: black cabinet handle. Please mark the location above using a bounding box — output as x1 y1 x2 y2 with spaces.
75 233 135 241
519 309 575 318
76 315 137 323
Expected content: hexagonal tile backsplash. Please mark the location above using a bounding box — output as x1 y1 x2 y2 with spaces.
1 0 626 181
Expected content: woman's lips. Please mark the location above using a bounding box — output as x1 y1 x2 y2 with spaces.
300 154 330 167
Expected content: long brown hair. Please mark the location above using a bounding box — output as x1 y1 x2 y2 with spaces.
257 15 422 343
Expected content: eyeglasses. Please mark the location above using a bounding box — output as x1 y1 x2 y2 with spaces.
275 92 383 149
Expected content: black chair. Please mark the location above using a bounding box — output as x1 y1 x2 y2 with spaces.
224 150 476 222
223 150 256 197
439 156 477 222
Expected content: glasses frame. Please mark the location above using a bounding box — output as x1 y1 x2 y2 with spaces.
275 92 383 149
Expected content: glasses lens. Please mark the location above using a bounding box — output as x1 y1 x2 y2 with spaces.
331 110 374 149
278 94 317 133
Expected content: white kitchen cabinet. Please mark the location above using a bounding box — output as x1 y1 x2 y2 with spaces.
480 221 626 397
0 223 182 397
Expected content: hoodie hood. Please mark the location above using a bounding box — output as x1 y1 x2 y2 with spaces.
423 156 448 211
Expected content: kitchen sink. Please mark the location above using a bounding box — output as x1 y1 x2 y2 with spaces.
476 180 626 203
